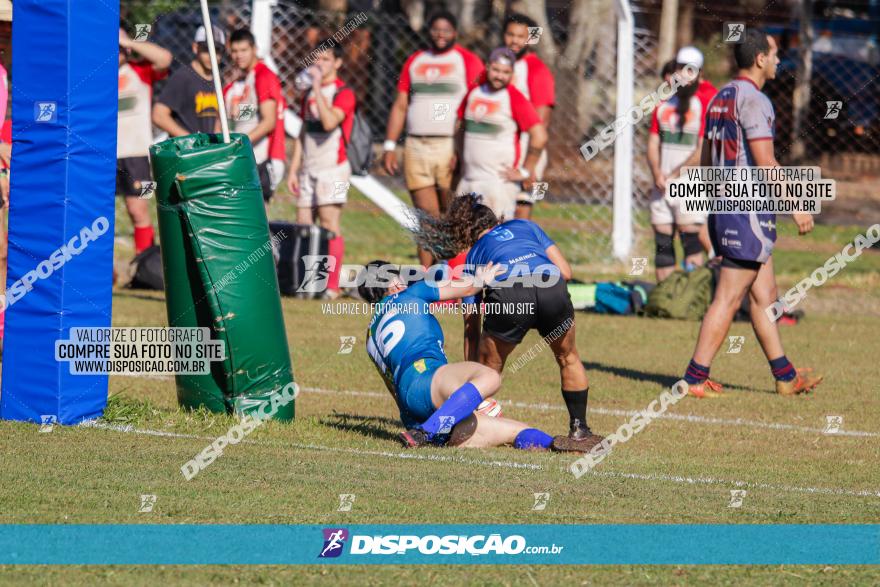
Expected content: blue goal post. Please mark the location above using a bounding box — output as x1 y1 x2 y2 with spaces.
0 0 118 424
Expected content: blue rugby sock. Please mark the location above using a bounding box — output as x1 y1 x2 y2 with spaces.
514 428 553 450
421 382 483 437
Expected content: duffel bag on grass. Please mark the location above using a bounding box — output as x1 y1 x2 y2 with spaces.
644 266 713 320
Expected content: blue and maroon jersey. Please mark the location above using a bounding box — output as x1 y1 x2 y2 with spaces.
704 77 777 263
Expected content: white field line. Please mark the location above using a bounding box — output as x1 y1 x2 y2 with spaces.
118 376 878 438
80 421 880 499
301 386 880 439
81 421 542 471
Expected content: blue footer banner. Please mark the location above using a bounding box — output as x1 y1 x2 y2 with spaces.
0 525 878 565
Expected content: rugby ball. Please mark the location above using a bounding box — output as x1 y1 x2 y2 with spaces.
476 398 503 418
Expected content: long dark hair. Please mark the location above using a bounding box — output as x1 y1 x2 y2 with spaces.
412 193 498 260
675 73 699 135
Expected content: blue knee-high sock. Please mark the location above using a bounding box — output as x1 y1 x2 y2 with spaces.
421 382 483 436
514 428 553 450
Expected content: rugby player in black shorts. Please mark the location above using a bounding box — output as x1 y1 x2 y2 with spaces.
415 193 603 451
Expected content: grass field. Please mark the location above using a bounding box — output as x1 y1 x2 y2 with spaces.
1 193 879 584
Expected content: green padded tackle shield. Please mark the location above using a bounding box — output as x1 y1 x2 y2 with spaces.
150 133 294 421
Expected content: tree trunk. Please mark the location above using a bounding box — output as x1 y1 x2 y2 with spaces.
449 0 478 36
400 0 425 32
562 0 601 67
791 0 813 164
318 0 348 12
510 0 558 62
657 0 679 69
676 0 694 48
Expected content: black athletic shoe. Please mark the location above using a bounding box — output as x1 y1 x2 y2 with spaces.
568 418 593 440
399 428 431 448
551 433 606 453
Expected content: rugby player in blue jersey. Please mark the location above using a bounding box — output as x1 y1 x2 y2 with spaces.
413 193 604 452
359 260 581 451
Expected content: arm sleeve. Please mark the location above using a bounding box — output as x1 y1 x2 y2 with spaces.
530 221 555 249
397 53 416 93
462 49 485 88
255 70 281 104
527 59 555 108
649 105 660 134
333 87 356 117
509 88 541 132
130 61 155 85
407 280 441 303
740 95 774 140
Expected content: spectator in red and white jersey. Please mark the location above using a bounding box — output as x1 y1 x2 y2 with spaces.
382 10 484 267
672 46 718 256
647 60 709 282
454 47 547 221
117 27 172 254
223 29 286 207
501 12 555 219
285 40 355 300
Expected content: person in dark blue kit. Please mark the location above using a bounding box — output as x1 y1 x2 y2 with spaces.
414 193 604 452
682 29 822 397
359 260 577 451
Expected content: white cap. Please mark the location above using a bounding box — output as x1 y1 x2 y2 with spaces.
676 46 703 69
194 25 226 45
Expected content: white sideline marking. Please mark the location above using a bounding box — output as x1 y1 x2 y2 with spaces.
80 421 880 499
587 470 880 499
81 421 542 471
301 386 880 439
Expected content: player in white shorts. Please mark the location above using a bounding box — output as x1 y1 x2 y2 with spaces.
286 40 356 299
454 47 546 220
647 56 708 282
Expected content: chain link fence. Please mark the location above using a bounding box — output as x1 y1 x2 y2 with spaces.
122 0 659 265
122 1 880 265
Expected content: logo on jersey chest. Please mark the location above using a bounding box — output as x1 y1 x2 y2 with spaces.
416 62 454 83
468 97 501 122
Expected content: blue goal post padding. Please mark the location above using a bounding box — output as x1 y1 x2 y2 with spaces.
0 0 118 424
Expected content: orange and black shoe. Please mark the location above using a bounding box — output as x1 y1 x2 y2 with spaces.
687 379 724 398
776 368 823 396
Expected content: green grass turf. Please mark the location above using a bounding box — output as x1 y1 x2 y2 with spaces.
1 194 879 584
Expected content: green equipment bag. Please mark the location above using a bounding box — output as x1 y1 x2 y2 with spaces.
644 266 713 320
150 133 295 421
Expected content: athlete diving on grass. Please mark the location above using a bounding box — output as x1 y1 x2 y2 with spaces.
359 259 586 452
412 192 604 452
